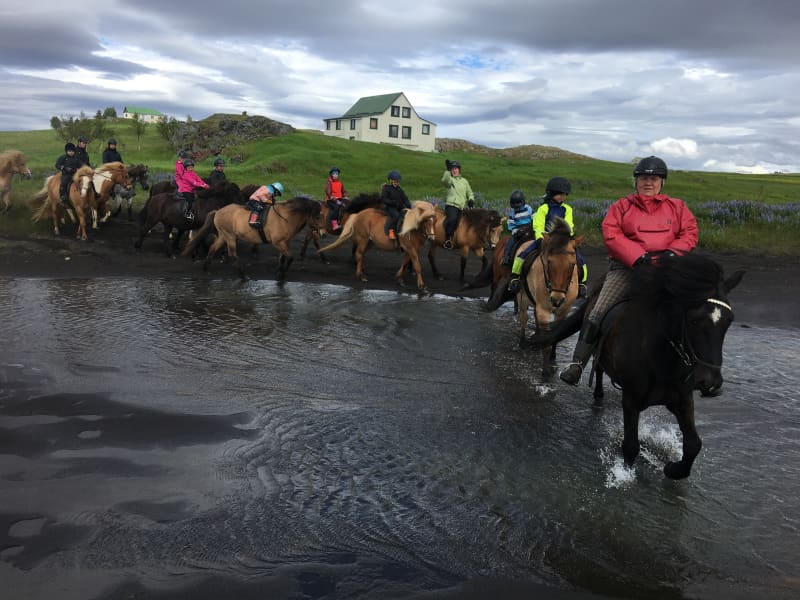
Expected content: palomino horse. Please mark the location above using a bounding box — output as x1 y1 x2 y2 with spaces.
317 200 438 292
135 181 241 257
31 166 97 240
0 150 32 211
425 208 504 282
514 218 583 377
181 197 325 280
528 254 744 479
92 162 131 225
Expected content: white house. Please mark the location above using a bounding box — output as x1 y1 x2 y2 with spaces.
122 106 166 124
322 92 437 152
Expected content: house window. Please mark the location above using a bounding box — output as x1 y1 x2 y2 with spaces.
335 120 341 130
369 118 378 129
391 105 400 117
402 107 411 118
422 124 430 135
350 119 357 130
388 125 399 138
402 126 411 139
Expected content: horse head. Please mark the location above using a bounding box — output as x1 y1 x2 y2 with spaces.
540 218 582 308
129 164 149 190
485 211 504 249
403 200 437 240
1 150 32 179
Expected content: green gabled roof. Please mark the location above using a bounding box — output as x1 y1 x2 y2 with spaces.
123 106 164 116
341 93 403 117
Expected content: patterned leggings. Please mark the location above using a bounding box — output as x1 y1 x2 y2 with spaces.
587 266 631 324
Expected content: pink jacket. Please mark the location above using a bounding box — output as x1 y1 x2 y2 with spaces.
602 193 699 267
176 169 210 194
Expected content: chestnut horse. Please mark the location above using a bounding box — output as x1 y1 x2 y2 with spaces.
0 150 32 211
181 196 325 280
425 208 504 282
31 166 97 240
515 218 583 376
526 254 744 479
299 193 382 263
317 200 438 292
92 162 131 224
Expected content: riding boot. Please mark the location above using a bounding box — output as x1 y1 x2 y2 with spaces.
559 321 601 386
507 256 525 293
184 200 194 221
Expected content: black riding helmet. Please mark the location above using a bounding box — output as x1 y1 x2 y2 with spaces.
183 159 195 167
77 136 89 143
65 142 76 152
213 157 225 166
107 138 117 145
545 176 571 196
633 155 668 179
329 166 340 176
178 149 189 159
509 189 525 209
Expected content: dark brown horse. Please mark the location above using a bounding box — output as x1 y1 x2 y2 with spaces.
317 200 438 292
527 254 744 479
181 197 325 280
425 208 505 282
134 181 241 257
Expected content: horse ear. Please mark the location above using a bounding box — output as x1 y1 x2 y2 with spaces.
573 235 585 247
724 269 745 294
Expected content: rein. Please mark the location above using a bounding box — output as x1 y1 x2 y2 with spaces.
669 297 733 376
538 250 576 295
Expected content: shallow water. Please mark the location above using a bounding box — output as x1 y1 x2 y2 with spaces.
0 277 798 600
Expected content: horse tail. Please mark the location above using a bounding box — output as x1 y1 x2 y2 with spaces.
525 297 590 348
317 215 356 253
180 210 218 257
29 177 53 222
485 277 515 312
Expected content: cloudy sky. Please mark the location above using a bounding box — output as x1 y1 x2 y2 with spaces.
2 0 799 174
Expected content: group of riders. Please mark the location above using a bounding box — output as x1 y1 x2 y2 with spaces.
57 145 698 388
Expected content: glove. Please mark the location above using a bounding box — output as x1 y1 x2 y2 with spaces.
467 199 475 209
634 253 653 267
445 159 452 170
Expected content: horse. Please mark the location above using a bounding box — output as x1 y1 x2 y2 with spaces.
527 254 744 479
0 150 32 211
317 200 438 292
181 196 325 280
299 193 381 264
30 166 97 240
513 219 583 377
108 163 148 220
424 208 504 282
148 179 175 199
92 162 131 225
134 181 241 257
127 164 150 192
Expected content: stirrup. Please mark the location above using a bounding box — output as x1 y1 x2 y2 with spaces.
443 238 453 249
507 277 520 294
559 362 584 386
578 283 588 298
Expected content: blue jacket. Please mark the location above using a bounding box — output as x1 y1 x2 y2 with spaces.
506 203 534 232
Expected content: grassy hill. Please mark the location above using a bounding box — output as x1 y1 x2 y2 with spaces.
1 118 798 254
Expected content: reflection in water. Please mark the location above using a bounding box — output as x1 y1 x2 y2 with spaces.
0 277 798 600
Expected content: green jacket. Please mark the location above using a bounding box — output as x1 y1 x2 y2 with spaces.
441 170 474 209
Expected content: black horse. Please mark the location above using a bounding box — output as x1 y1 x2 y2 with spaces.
134 181 241 257
528 254 744 479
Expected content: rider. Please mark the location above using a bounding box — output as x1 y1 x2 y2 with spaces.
175 158 209 221
508 177 586 295
559 156 699 386
208 157 227 185
246 182 284 227
324 166 348 232
381 170 411 240
174 149 190 185
500 189 534 270
102 138 122 164
55 142 81 205
441 159 475 249
75 136 91 167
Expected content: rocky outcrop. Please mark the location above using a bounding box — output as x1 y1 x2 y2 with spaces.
435 137 589 160
173 113 295 156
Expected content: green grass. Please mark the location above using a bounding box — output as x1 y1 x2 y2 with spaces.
2 120 799 255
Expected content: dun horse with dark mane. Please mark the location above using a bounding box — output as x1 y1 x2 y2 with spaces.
528 254 744 479
181 196 325 280
0 150 32 212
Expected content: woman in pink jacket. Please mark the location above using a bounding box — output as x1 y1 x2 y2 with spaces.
175 158 209 221
560 156 699 385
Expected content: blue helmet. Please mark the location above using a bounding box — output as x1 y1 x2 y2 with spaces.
270 182 284 196
329 166 340 176
387 170 402 181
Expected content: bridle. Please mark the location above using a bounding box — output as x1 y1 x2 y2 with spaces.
538 248 576 295
669 297 733 375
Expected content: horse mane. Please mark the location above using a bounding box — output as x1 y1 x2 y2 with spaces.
542 217 573 252
0 149 26 171
74 165 94 180
96 161 124 173
346 192 382 214
631 254 724 309
283 196 321 216
461 208 501 230
197 181 241 200
399 201 436 235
